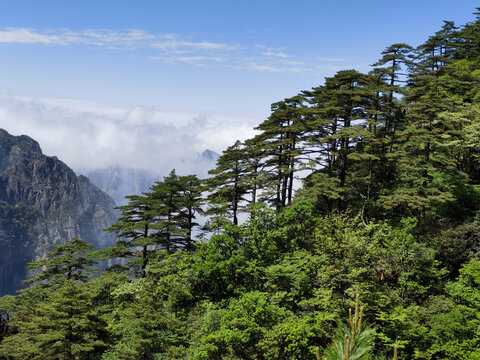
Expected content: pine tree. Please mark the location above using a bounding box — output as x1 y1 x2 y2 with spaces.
0 239 107 359
243 135 270 206
147 170 203 252
23 237 96 287
104 170 203 276
255 96 309 210
207 140 251 225
104 194 158 278
378 33 467 225
371 43 413 143
303 70 375 211
457 10 480 60
0 280 108 359
322 293 375 360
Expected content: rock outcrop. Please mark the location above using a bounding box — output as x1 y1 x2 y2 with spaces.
0 129 117 295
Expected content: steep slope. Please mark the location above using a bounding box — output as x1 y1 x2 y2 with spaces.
0 129 117 295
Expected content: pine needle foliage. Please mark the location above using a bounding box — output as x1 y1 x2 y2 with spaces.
323 293 375 360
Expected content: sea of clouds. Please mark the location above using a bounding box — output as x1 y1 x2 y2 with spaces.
0 95 262 174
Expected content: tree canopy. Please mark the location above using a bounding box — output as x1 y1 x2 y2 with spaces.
4 8 480 360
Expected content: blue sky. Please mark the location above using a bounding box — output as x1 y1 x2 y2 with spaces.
0 1 479 172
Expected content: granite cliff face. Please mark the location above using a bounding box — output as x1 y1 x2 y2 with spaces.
0 129 118 295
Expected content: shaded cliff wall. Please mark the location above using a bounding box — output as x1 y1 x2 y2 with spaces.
0 129 118 295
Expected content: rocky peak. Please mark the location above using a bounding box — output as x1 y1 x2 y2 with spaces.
0 129 42 172
0 153 79 214
200 149 219 162
0 128 118 295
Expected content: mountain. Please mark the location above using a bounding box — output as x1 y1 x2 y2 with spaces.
82 149 219 205
84 166 159 206
0 129 118 295
200 149 219 163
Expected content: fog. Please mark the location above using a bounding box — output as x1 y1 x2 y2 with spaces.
0 95 262 174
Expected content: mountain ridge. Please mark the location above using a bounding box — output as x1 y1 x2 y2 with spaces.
0 128 118 295
82 149 219 205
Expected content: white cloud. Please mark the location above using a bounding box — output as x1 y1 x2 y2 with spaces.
0 27 319 73
0 27 239 53
0 95 262 173
258 50 289 58
0 28 67 44
242 62 314 73
0 28 155 47
317 57 346 63
255 45 289 58
151 55 225 66
151 38 240 52
280 60 304 66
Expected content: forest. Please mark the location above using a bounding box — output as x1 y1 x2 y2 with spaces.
3 8 480 360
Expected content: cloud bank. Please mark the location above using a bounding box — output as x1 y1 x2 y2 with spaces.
0 95 262 173
0 27 324 73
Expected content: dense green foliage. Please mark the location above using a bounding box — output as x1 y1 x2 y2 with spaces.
5 9 480 359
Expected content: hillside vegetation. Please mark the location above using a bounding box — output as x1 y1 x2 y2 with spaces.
3 9 480 360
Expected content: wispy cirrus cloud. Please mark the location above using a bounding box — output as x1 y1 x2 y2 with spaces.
0 27 321 73
0 28 66 44
151 36 241 52
241 62 313 73
151 55 225 66
0 27 155 46
317 57 346 63
255 45 289 58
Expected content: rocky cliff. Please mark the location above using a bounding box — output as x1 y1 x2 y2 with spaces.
0 129 118 295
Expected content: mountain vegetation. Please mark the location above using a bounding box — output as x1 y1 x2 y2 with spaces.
4 9 480 359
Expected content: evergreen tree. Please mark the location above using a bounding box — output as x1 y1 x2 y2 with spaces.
23 237 96 287
304 70 375 211
207 140 251 225
0 239 107 359
104 194 158 278
379 37 467 225
0 281 108 359
322 293 375 360
457 9 480 59
370 43 413 144
255 96 310 210
105 170 203 277
147 170 203 252
243 135 270 206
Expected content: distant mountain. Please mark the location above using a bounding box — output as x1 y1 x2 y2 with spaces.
83 149 219 205
0 129 118 295
200 149 219 163
84 166 159 206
